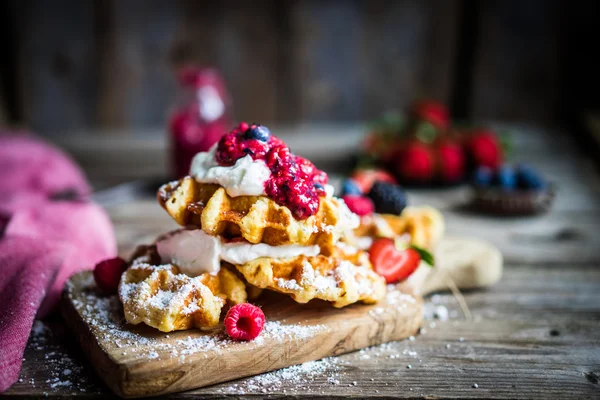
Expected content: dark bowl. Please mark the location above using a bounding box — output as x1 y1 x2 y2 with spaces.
470 184 556 216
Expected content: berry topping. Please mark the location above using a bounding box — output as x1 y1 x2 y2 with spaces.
214 123 328 219
342 195 374 216
341 179 362 196
350 168 397 193
369 238 421 283
244 124 271 142
224 303 266 341
367 181 407 215
473 166 494 187
497 164 516 190
94 257 127 293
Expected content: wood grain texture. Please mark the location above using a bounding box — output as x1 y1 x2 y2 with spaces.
288 0 459 122
470 0 561 122
8 264 600 399
61 272 422 397
13 0 99 134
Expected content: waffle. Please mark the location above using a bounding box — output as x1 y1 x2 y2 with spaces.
158 176 358 247
233 251 386 308
119 246 248 332
353 206 444 250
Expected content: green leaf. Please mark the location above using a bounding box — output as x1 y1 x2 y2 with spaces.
410 245 435 267
367 111 406 133
414 121 438 144
498 131 512 160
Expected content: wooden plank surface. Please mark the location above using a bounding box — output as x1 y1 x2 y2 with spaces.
8 264 600 399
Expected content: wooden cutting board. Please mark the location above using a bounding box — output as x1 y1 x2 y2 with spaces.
61 236 502 398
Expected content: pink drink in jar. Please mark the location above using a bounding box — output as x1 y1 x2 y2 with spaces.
168 67 231 178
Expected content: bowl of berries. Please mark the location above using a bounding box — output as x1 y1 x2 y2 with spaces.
471 164 555 215
360 100 506 187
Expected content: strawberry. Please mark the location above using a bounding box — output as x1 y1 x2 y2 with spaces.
350 168 397 193
395 142 435 183
411 100 449 130
224 303 266 341
436 141 465 183
465 130 503 170
342 195 374 216
94 257 127 293
369 238 421 283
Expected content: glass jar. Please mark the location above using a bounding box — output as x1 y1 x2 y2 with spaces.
168 67 231 178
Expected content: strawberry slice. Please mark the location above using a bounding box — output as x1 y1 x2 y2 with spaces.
369 238 421 283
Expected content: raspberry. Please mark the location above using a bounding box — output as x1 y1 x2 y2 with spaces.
224 303 266 341
367 181 407 215
93 257 127 293
342 195 374 216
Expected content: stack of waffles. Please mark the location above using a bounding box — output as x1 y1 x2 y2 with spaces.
118 124 390 332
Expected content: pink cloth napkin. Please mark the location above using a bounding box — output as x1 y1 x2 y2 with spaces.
0 134 116 392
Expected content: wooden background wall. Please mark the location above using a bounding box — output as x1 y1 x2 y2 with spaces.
0 0 597 136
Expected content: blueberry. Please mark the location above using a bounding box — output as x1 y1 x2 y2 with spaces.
367 181 407 215
517 164 546 190
497 165 517 190
341 179 362 196
313 183 324 191
473 166 493 187
244 124 271 141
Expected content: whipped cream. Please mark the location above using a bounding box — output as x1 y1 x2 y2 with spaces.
156 229 320 276
190 145 271 197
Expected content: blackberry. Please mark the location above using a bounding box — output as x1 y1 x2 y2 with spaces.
367 181 407 215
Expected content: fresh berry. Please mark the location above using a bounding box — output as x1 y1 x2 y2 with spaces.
244 124 271 142
224 303 266 341
395 142 435 183
437 141 465 183
369 238 421 283
342 195 374 216
411 100 449 129
350 168 397 193
497 164 516 190
473 166 494 187
94 257 127 293
465 130 503 170
341 179 362 196
367 181 408 215
517 164 546 190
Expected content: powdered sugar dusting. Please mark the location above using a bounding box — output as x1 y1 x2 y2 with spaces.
16 320 93 394
65 276 328 363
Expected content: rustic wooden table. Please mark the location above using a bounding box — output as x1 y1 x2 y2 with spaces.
4 124 600 399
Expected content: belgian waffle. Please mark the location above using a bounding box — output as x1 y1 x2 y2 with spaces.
158 176 358 247
119 246 247 332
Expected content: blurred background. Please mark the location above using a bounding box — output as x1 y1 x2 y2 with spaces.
0 0 598 136
1 0 600 191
